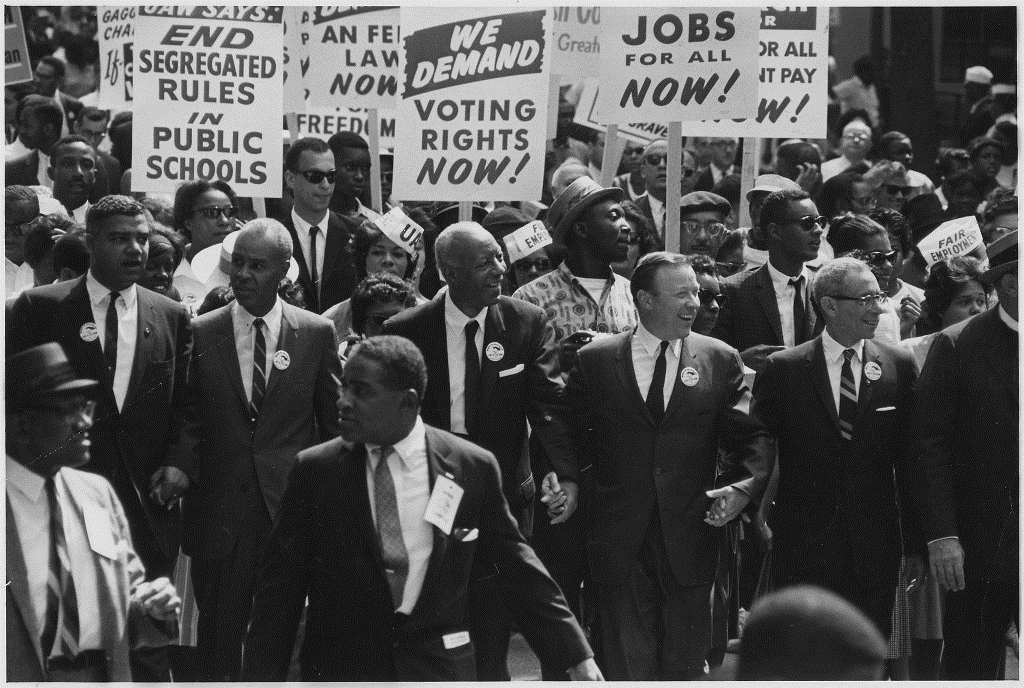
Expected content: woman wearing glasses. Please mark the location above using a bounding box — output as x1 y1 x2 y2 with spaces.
171 179 238 307
689 254 727 336
612 200 662 279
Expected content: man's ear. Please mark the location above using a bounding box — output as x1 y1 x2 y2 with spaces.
635 288 652 311
572 220 588 242
767 222 781 242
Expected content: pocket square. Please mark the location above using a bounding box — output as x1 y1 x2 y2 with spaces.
875 406 897 412
498 364 525 377
453 527 479 542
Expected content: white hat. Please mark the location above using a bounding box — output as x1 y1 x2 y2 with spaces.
917 216 984 267
964 66 993 85
992 84 1016 96
192 229 300 288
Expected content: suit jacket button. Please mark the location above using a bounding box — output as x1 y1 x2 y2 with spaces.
655 468 662 475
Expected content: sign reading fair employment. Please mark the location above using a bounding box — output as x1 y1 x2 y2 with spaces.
395 8 552 202
309 7 400 109
681 7 828 138
5 6 32 85
596 8 760 123
134 7 284 197
551 6 600 83
504 221 551 263
98 7 135 108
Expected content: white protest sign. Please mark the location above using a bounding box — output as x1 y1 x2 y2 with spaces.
282 5 307 113
97 6 135 108
308 7 400 109
374 207 424 255
503 220 552 264
596 8 760 124
395 8 553 202
133 6 284 197
550 6 601 84
574 78 672 146
917 216 984 267
290 107 396 148
679 7 829 138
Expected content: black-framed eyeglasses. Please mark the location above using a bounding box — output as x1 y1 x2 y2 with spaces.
195 205 237 219
861 250 898 266
698 288 727 307
515 257 553 272
681 220 726 237
715 260 745 277
828 292 888 307
788 215 827 232
28 399 96 424
297 169 337 184
884 184 912 195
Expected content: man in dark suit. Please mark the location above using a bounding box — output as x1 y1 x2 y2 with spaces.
8 195 193 680
167 218 342 681
752 256 922 638
565 252 773 679
241 336 600 681
712 189 825 372
382 221 578 680
912 231 1018 679
693 137 738 193
634 139 699 240
276 136 359 314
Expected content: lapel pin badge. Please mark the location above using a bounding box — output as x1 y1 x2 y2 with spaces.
143 327 151 338
864 361 881 381
80 322 99 342
485 342 504 362
680 366 700 387
273 350 290 370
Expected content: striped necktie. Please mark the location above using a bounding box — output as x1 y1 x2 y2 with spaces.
250 317 266 418
374 446 408 609
41 477 80 659
838 348 857 441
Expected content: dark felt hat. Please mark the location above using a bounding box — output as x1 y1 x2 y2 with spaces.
482 206 532 238
981 230 1017 285
680 191 732 217
902 193 949 244
6 343 98 413
547 176 623 245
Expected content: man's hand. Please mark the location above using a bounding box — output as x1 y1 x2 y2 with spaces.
795 162 822 195
149 466 189 509
928 538 965 591
136 577 181 621
898 296 922 338
705 486 751 527
739 344 786 373
540 472 579 524
560 330 596 373
567 657 604 681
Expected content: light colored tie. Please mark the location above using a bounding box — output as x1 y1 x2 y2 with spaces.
374 446 408 609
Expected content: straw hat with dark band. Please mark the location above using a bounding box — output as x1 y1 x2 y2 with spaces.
981 230 1017 285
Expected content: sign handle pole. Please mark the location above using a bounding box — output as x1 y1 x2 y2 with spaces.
546 73 562 140
286 112 299 145
738 137 760 229
458 201 472 222
600 125 626 188
368 107 384 212
253 197 266 219
666 122 682 253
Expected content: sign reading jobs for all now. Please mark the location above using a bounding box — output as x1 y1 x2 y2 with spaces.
133 6 284 196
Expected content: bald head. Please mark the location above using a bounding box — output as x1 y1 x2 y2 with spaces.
435 222 494 271
435 221 506 315
236 218 293 263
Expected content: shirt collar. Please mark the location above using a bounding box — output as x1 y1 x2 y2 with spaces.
560 260 617 290
86 269 138 308
998 304 1018 331
821 328 865 363
444 292 487 331
766 258 809 287
635 321 682 358
367 415 426 472
291 207 329 235
646 192 664 215
233 296 284 332
357 200 382 221
6 455 46 502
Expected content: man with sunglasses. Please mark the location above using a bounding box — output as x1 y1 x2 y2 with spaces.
612 141 648 201
636 139 699 239
751 256 922 643
279 136 359 314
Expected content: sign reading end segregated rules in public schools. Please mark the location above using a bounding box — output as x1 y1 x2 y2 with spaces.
132 6 284 197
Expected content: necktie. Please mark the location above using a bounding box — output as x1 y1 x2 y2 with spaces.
646 341 669 423
464 320 481 435
791 275 807 345
838 348 857 441
308 226 320 305
104 291 119 376
374 446 408 609
250 317 266 418
41 477 79 659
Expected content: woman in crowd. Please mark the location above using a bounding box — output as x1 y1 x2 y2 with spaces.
868 207 924 339
508 243 562 292
714 229 747 278
171 179 239 306
817 171 876 221
613 200 662 279
967 136 1004 197
139 223 186 301
689 254 725 336
338 272 419 364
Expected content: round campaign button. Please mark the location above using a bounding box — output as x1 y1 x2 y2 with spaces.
680 367 700 387
273 350 291 370
864 361 882 381
485 342 505 362
80 322 99 342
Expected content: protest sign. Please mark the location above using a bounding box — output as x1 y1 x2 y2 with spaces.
503 220 552 263
596 7 760 123
550 6 600 84
133 6 284 197
308 7 400 109
98 6 134 107
574 78 672 145
282 5 307 113
679 7 829 137
395 8 553 202
290 106 396 148
374 206 424 255
5 6 32 85
918 216 984 266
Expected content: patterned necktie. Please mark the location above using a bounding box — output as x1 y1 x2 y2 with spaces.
791 275 806 345
308 226 320 305
250 317 266 418
104 291 119 376
41 477 79 659
374 446 408 609
464 320 481 435
838 348 858 441
646 341 669 423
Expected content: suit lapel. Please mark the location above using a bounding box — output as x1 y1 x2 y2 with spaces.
65 278 112 397
213 306 249 415
663 337 693 421
412 428 461 617
808 337 841 432
6 497 45 674
855 340 881 424
754 265 786 346
979 310 1018 414
319 213 344 291
264 304 297 402
430 298 452 429
282 214 316 310
477 303 505 415
615 330 657 427
123 289 155 408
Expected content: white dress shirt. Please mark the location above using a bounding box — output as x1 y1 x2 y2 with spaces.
71 200 91 224
766 259 812 348
444 294 487 435
710 163 734 186
632 322 682 410
291 207 329 298
6 458 101 651
231 297 283 403
821 329 864 413
37 150 52 189
86 271 138 411
645 192 665 235
5 136 30 162
172 258 208 314
821 155 855 182
6 258 34 297
365 416 432 615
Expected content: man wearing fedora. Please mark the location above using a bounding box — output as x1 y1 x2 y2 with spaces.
6 343 181 682
912 230 1018 679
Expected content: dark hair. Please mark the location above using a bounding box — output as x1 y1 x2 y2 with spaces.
712 174 742 213
348 335 428 400
108 112 133 170
172 180 238 240
942 168 986 197
716 228 745 260
327 131 369 157
878 130 910 156
48 133 94 160
817 171 864 220
139 195 175 226
776 142 822 180
758 189 811 235
278 278 307 310
352 219 417 282
688 253 718 277
198 286 235 315
16 94 62 131
149 222 186 271
85 195 146 237
630 251 691 302
52 228 90 277
620 200 663 256
867 207 912 254
24 214 74 264
350 273 417 335
285 136 331 172
935 148 970 181
923 256 988 329
38 55 66 80
826 214 887 255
